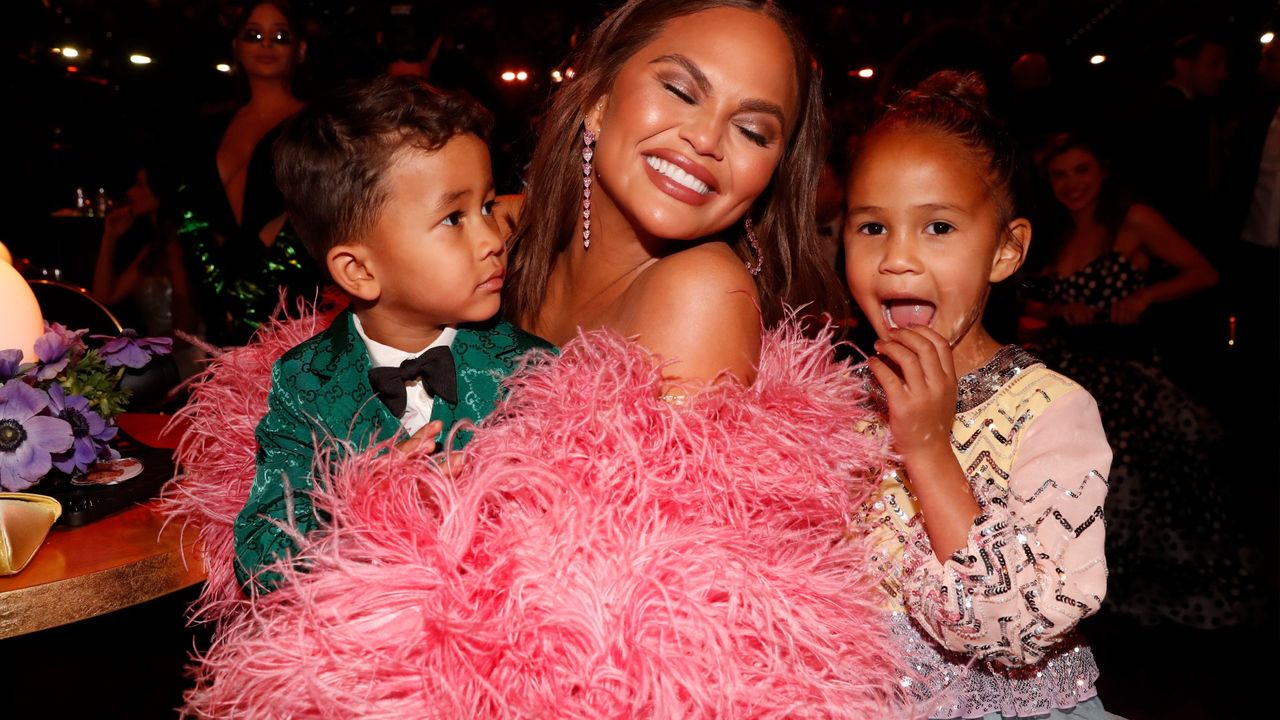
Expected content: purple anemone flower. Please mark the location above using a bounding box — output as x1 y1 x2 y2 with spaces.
33 322 87 380
0 349 24 383
92 329 173 369
0 379 74 491
46 383 117 475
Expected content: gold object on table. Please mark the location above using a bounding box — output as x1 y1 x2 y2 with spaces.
0 493 62 576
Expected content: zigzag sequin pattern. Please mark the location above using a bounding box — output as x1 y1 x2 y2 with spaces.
858 346 1111 716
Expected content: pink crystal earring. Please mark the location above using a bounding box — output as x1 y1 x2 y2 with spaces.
581 128 596 250
744 216 762 276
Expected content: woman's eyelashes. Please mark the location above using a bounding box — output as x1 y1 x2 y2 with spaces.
660 77 773 148
736 125 769 147
663 81 696 104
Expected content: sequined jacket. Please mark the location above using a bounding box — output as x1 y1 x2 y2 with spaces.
860 346 1112 718
177 214 321 347
235 309 554 592
176 118 322 346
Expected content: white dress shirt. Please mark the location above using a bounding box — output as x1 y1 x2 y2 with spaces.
352 314 457 436
1242 106 1280 249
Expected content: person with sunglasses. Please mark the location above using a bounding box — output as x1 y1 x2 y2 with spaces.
176 1 322 346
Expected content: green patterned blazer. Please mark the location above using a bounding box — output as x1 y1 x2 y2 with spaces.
235 309 554 591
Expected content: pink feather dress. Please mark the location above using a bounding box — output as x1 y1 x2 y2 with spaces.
162 309 908 719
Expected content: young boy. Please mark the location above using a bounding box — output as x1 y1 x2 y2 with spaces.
236 75 552 592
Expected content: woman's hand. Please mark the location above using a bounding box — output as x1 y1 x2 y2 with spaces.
1110 289 1153 325
396 421 470 480
94 208 141 304
867 326 956 457
102 207 134 244
396 420 442 454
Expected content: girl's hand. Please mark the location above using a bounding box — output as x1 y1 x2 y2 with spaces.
1058 302 1095 326
869 328 980 562
102 207 134 243
867 326 957 457
1110 290 1152 325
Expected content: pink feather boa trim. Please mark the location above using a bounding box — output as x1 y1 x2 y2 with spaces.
163 312 907 718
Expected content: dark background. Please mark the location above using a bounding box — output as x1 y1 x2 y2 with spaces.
1 0 1275 242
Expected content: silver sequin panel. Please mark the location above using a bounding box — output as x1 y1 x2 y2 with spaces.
889 611 1100 719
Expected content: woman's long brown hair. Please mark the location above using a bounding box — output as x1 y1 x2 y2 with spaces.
503 0 843 329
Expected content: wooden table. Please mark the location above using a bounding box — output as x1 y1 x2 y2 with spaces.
0 413 205 640
0 501 204 640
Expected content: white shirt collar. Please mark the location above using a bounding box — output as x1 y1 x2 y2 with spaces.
351 314 457 369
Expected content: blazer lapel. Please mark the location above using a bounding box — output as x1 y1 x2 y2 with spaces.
428 321 519 451
319 310 401 447
428 319 553 451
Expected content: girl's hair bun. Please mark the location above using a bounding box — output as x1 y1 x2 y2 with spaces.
865 68 1017 224
906 69 990 115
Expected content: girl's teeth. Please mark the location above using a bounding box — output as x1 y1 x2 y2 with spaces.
645 156 710 195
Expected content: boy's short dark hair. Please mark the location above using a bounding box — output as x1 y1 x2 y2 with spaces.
274 75 493 264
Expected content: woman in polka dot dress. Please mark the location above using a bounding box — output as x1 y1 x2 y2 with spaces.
1023 132 1259 629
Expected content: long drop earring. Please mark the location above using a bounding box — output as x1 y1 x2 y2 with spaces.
581 128 596 250
744 216 762 276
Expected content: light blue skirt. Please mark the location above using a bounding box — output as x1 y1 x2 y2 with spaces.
969 696 1124 720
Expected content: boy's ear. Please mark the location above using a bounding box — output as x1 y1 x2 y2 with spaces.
990 218 1032 283
327 243 380 302
584 96 608 136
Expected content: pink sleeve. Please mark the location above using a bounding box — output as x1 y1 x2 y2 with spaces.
902 388 1111 667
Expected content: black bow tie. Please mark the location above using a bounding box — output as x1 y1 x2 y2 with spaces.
368 345 457 417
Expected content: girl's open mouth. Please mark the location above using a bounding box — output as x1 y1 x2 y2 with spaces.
883 299 936 329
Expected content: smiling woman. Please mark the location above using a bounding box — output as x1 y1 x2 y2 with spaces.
505 0 842 394
175 1 322 345
159 1 905 716
1024 132 1257 635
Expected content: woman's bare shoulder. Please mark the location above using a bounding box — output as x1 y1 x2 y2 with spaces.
1121 203 1165 229
637 242 759 301
622 242 762 384
1118 203 1186 251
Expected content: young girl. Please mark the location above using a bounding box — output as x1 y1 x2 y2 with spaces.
843 70 1120 719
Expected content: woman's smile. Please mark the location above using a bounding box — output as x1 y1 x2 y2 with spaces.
642 150 717 204
587 7 795 241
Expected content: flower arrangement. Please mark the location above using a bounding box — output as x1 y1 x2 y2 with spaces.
0 323 171 491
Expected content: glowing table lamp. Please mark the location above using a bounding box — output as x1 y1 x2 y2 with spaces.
0 261 44 361
0 240 11 266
